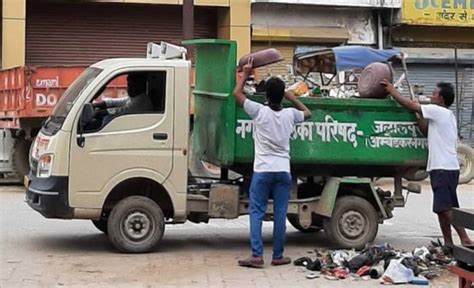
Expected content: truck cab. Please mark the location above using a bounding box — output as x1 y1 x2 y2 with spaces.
26 43 192 252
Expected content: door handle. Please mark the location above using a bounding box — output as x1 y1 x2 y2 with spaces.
153 133 168 140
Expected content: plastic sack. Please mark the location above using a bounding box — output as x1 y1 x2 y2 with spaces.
382 258 414 284
288 81 309 96
331 250 358 267
413 247 431 262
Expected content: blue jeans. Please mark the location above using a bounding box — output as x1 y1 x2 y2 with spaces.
249 172 292 259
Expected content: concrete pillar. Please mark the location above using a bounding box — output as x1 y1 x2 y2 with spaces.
217 0 251 58
2 0 26 69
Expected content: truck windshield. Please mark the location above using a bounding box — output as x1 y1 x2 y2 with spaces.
51 67 102 120
42 67 102 135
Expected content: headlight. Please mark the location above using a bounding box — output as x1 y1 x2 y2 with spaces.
37 154 54 178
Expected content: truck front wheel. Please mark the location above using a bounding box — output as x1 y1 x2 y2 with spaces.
108 196 165 253
323 196 378 249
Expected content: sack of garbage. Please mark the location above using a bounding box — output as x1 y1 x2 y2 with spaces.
287 81 309 96
382 258 414 284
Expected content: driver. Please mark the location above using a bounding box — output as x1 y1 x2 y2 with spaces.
93 73 154 116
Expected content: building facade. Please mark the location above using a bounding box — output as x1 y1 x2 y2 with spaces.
250 0 399 76
249 0 472 145
392 0 474 145
1 0 251 69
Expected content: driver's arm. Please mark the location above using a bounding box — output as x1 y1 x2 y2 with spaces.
93 97 129 109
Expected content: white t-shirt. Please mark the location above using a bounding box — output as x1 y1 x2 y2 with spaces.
244 99 305 173
421 104 460 171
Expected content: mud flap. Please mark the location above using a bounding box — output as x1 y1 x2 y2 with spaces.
313 177 341 218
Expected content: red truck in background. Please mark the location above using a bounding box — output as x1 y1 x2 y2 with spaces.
0 66 126 181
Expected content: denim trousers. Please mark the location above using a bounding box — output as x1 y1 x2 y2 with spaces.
249 172 291 258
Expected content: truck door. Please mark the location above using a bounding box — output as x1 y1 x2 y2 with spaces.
68 69 174 208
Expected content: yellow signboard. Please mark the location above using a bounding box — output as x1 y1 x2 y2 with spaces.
402 0 474 26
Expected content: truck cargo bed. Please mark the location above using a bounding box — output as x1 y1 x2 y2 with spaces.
188 39 428 177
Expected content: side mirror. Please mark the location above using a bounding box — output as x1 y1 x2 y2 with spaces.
77 103 94 148
80 103 94 128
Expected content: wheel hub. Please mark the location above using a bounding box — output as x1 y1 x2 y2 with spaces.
123 211 151 240
339 210 366 239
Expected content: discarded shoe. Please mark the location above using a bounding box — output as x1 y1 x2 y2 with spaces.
333 267 349 279
306 272 320 279
306 259 322 271
293 257 312 267
356 265 371 277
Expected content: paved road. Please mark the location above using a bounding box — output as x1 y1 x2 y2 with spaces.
1 183 473 287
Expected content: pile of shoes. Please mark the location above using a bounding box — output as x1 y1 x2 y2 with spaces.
293 241 453 285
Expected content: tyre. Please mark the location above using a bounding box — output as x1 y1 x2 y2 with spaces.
11 137 32 182
108 196 165 253
287 215 321 233
323 196 379 249
457 143 474 184
91 219 108 235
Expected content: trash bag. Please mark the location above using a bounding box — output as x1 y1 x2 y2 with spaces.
382 258 415 284
348 254 370 272
293 257 312 267
413 247 431 262
402 257 420 276
307 259 322 271
331 250 355 266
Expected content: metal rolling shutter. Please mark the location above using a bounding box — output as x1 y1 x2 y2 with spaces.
26 1 216 66
394 64 474 146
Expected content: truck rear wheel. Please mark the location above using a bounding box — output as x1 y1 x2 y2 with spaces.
287 215 321 233
458 143 474 184
108 196 165 253
11 137 32 182
91 219 108 235
323 196 378 249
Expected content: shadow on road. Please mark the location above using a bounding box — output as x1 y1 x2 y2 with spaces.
28 229 333 254
32 233 115 254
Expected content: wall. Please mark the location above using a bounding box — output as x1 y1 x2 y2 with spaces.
251 0 401 8
1 0 250 69
252 4 376 45
217 0 251 58
2 0 26 69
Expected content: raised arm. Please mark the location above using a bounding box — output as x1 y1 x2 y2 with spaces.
381 80 422 114
284 91 312 119
232 58 254 106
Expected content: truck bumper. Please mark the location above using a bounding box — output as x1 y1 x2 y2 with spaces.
25 172 73 219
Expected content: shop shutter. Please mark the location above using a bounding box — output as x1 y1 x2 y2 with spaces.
26 1 216 66
394 64 474 146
